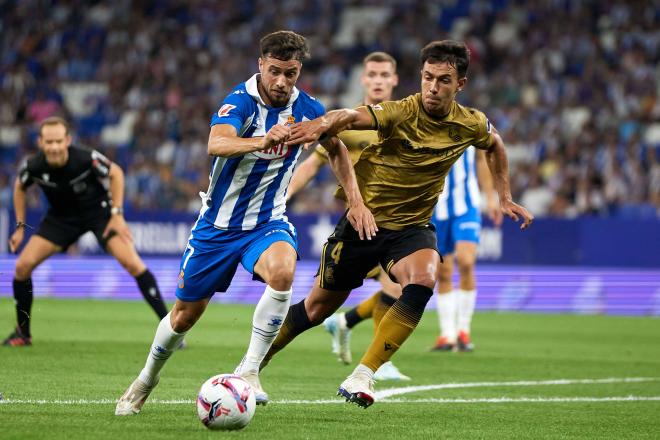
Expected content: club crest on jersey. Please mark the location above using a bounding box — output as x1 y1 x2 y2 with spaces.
217 104 236 118
286 115 295 125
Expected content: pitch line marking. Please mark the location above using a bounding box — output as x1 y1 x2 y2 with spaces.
2 396 660 405
1 377 658 405
375 376 660 399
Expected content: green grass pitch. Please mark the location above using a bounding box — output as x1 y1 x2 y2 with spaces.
1 298 659 439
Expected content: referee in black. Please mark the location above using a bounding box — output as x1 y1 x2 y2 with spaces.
4 116 172 346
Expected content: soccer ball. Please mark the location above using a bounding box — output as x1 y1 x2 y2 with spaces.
196 374 256 430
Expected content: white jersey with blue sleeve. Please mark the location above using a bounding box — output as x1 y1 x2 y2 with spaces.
201 73 325 230
434 146 481 220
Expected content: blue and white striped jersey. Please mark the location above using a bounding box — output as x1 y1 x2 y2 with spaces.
201 74 325 230
434 146 481 220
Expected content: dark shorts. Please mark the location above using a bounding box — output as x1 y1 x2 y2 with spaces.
317 213 439 291
36 212 113 250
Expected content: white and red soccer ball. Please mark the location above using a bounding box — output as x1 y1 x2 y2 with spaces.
196 374 256 430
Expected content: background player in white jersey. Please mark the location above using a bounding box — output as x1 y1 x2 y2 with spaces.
431 147 502 352
115 30 376 415
287 51 409 381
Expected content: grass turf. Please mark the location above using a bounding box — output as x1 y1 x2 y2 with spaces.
1 298 659 439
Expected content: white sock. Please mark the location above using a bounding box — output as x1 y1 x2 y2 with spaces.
138 313 186 386
457 289 477 334
437 290 458 342
238 285 291 373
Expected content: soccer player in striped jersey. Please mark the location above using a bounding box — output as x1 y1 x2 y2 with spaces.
287 51 409 381
431 146 502 352
116 31 376 415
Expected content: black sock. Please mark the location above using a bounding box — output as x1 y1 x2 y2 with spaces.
288 299 314 335
399 284 434 312
135 270 168 319
344 307 362 329
13 278 33 337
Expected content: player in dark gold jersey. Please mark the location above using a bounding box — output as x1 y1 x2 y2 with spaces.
288 52 409 381
264 40 534 407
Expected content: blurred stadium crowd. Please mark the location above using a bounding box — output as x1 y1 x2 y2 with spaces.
0 0 658 218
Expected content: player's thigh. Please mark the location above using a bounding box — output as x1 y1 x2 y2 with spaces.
317 236 381 291
451 210 480 267
316 212 382 290
390 248 441 289
304 277 351 324
176 242 242 302
242 221 298 288
15 235 62 278
454 241 478 269
377 266 402 299
383 226 441 289
436 252 455 292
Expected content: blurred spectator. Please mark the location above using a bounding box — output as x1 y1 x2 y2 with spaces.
0 0 658 219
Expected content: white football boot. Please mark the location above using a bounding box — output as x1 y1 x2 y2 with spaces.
115 377 159 416
338 367 375 408
234 364 269 406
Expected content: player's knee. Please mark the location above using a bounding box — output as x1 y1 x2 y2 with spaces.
170 311 197 333
456 254 476 273
14 258 36 279
305 304 332 325
264 264 295 291
406 272 436 290
437 267 452 285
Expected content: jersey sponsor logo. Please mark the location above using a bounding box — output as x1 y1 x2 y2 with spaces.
253 143 291 159
400 139 464 158
217 104 237 117
370 103 383 111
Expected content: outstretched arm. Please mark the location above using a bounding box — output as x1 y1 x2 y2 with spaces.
475 149 503 226
287 107 376 145
287 152 326 201
323 136 377 240
485 130 533 230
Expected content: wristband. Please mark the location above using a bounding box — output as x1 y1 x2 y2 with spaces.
15 221 33 230
110 206 124 215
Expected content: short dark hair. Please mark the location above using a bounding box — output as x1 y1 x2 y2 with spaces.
420 40 470 78
260 30 310 62
363 51 397 70
39 116 70 136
